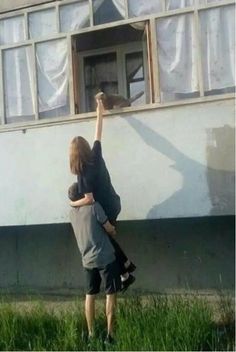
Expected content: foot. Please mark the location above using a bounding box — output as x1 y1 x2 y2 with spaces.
87 334 96 348
127 262 136 273
121 274 135 293
104 334 115 345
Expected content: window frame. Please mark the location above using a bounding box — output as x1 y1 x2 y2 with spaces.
77 41 149 113
0 0 234 131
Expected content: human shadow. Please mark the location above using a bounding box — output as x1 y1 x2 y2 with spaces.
125 116 234 219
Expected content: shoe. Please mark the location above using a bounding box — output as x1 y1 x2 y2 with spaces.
104 334 115 345
121 274 135 293
127 262 136 273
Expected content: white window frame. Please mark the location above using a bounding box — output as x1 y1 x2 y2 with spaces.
0 0 234 132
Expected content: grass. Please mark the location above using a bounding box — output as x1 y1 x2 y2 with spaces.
0 294 234 351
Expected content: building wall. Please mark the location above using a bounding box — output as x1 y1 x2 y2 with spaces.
0 0 54 13
0 99 234 226
0 216 234 293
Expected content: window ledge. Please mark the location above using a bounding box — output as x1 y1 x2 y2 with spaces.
0 93 234 133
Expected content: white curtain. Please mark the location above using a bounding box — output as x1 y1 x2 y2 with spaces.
3 46 34 120
59 1 90 32
156 14 198 101
166 0 193 10
200 5 235 92
0 16 25 45
128 0 162 17
36 38 69 115
29 8 57 39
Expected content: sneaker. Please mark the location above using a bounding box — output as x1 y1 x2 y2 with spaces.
121 274 135 293
127 262 136 273
104 334 115 345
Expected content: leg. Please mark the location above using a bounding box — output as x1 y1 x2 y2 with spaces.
106 294 117 337
85 294 96 337
100 261 121 339
84 267 101 336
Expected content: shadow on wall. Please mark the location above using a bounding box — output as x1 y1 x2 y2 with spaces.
125 117 235 219
206 125 235 215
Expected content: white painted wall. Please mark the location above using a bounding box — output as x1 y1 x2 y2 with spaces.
0 99 234 226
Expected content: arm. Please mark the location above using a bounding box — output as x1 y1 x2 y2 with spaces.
103 220 116 236
94 98 104 142
70 193 94 207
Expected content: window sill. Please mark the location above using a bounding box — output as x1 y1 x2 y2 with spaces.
0 92 234 133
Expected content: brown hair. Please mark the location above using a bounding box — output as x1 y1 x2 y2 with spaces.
69 136 92 175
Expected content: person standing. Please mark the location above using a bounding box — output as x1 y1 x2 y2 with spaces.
68 183 121 344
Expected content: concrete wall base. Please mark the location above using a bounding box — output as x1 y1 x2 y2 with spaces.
0 216 234 294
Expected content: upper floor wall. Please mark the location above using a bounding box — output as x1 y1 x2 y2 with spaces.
0 0 54 13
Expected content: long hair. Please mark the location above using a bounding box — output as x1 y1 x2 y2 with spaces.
69 136 92 175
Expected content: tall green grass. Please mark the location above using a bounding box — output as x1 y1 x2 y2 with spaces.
0 295 234 351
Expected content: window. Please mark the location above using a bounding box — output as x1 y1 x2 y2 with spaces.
156 13 199 102
36 39 70 118
59 1 90 32
92 0 126 25
28 8 57 40
74 23 150 112
199 4 235 96
0 0 234 128
3 46 34 124
0 16 25 45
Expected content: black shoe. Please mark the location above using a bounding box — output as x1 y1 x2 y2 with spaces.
127 262 136 273
121 274 135 293
104 334 115 345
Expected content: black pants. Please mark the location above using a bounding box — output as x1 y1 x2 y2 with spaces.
108 234 128 275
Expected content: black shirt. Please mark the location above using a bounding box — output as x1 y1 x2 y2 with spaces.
77 140 121 221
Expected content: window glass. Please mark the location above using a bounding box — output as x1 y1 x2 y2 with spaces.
126 52 146 106
93 0 125 25
128 0 162 17
0 16 25 45
199 5 235 95
60 1 90 32
29 8 57 39
84 52 118 112
156 14 199 102
36 39 70 118
166 0 194 10
3 46 34 123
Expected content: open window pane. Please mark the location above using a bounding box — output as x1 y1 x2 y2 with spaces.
126 52 146 106
128 0 162 17
3 46 34 123
60 1 90 32
74 23 149 113
156 14 199 102
200 5 235 95
36 39 70 119
166 0 193 10
93 0 125 25
84 53 118 112
0 16 25 45
29 8 57 39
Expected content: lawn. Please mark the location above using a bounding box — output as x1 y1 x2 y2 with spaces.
0 294 234 351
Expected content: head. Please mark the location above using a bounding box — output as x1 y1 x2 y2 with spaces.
69 136 92 175
68 182 84 201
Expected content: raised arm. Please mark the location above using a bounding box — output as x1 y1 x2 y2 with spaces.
94 98 104 141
